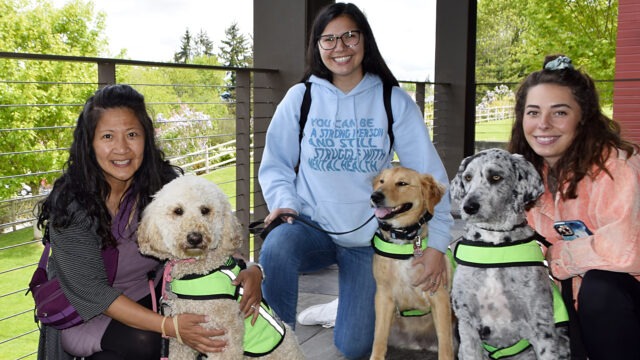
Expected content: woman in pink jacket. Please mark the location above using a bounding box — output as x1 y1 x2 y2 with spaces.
508 55 640 360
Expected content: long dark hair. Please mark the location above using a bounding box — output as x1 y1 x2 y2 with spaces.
508 54 638 199
302 2 399 88
37 84 182 247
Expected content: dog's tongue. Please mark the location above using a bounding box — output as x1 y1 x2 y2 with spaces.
374 207 393 219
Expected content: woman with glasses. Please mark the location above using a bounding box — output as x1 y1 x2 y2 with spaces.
258 3 453 358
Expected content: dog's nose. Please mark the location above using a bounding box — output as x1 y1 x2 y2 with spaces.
463 198 480 215
187 232 203 247
371 191 385 204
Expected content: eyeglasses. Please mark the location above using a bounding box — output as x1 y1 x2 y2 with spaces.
317 30 361 50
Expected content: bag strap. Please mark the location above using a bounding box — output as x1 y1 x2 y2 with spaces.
382 82 394 152
37 224 52 269
298 81 395 154
299 81 313 144
38 242 51 270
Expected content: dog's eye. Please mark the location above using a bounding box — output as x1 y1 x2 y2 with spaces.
489 175 503 183
201 207 211 215
173 207 184 216
396 181 409 187
463 174 472 182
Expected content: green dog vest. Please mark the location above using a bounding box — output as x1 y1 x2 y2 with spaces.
454 236 569 359
372 234 456 317
170 258 285 357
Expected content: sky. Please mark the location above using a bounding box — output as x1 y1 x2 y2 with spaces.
53 0 437 81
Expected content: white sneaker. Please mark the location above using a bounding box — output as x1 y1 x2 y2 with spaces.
297 298 338 328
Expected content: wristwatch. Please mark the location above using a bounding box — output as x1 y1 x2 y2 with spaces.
246 261 265 280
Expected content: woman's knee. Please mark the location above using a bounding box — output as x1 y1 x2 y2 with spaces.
578 270 629 313
335 336 371 360
259 228 294 265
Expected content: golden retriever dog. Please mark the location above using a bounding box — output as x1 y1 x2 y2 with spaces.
369 167 455 360
138 175 304 359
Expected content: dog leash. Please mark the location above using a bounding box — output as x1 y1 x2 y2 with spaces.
249 213 376 236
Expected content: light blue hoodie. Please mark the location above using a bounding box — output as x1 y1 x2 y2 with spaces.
259 73 453 251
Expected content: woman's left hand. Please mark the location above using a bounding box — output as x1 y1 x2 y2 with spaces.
233 265 264 325
411 248 447 293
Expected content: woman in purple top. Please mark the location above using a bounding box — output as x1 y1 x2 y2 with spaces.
36 85 264 360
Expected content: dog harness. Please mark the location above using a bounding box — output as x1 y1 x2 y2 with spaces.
372 233 430 317
372 211 456 318
454 234 569 359
164 257 286 357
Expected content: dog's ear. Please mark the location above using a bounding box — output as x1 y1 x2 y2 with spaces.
511 153 544 211
450 154 475 201
137 208 170 260
220 211 243 253
421 174 445 214
372 171 384 189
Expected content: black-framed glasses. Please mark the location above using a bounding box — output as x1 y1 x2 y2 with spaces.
317 30 361 50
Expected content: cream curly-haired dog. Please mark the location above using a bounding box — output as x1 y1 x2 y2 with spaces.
138 175 304 359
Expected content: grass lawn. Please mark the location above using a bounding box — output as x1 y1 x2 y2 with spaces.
0 227 42 360
475 119 514 142
200 165 241 207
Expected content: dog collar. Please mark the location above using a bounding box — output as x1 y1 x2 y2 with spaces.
454 233 547 268
475 221 529 233
376 210 433 240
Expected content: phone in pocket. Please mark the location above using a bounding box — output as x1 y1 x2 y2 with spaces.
553 220 592 240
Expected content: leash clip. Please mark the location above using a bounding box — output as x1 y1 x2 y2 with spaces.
413 236 423 257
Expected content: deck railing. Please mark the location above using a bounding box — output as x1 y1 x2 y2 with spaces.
0 52 439 360
5 51 634 360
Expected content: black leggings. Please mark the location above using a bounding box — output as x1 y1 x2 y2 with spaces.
86 289 161 360
576 270 640 360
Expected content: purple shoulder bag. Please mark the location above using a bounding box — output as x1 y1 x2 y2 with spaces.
27 226 118 330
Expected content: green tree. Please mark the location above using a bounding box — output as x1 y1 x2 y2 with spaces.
194 29 214 58
476 0 618 101
174 29 215 63
217 22 253 99
476 0 528 84
174 28 193 63
0 0 107 199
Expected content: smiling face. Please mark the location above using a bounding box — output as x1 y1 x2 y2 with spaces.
522 84 582 167
371 167 444 228
318 14 364 92
92 107 145 191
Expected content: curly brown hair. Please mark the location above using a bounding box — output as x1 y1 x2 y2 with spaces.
508 54 638 199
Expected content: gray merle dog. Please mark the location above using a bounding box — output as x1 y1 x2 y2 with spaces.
449 148 570 360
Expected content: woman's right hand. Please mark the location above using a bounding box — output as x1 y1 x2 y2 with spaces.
264 208 298 226
173 313 227 354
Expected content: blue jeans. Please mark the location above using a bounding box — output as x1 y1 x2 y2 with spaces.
259 215 376 359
